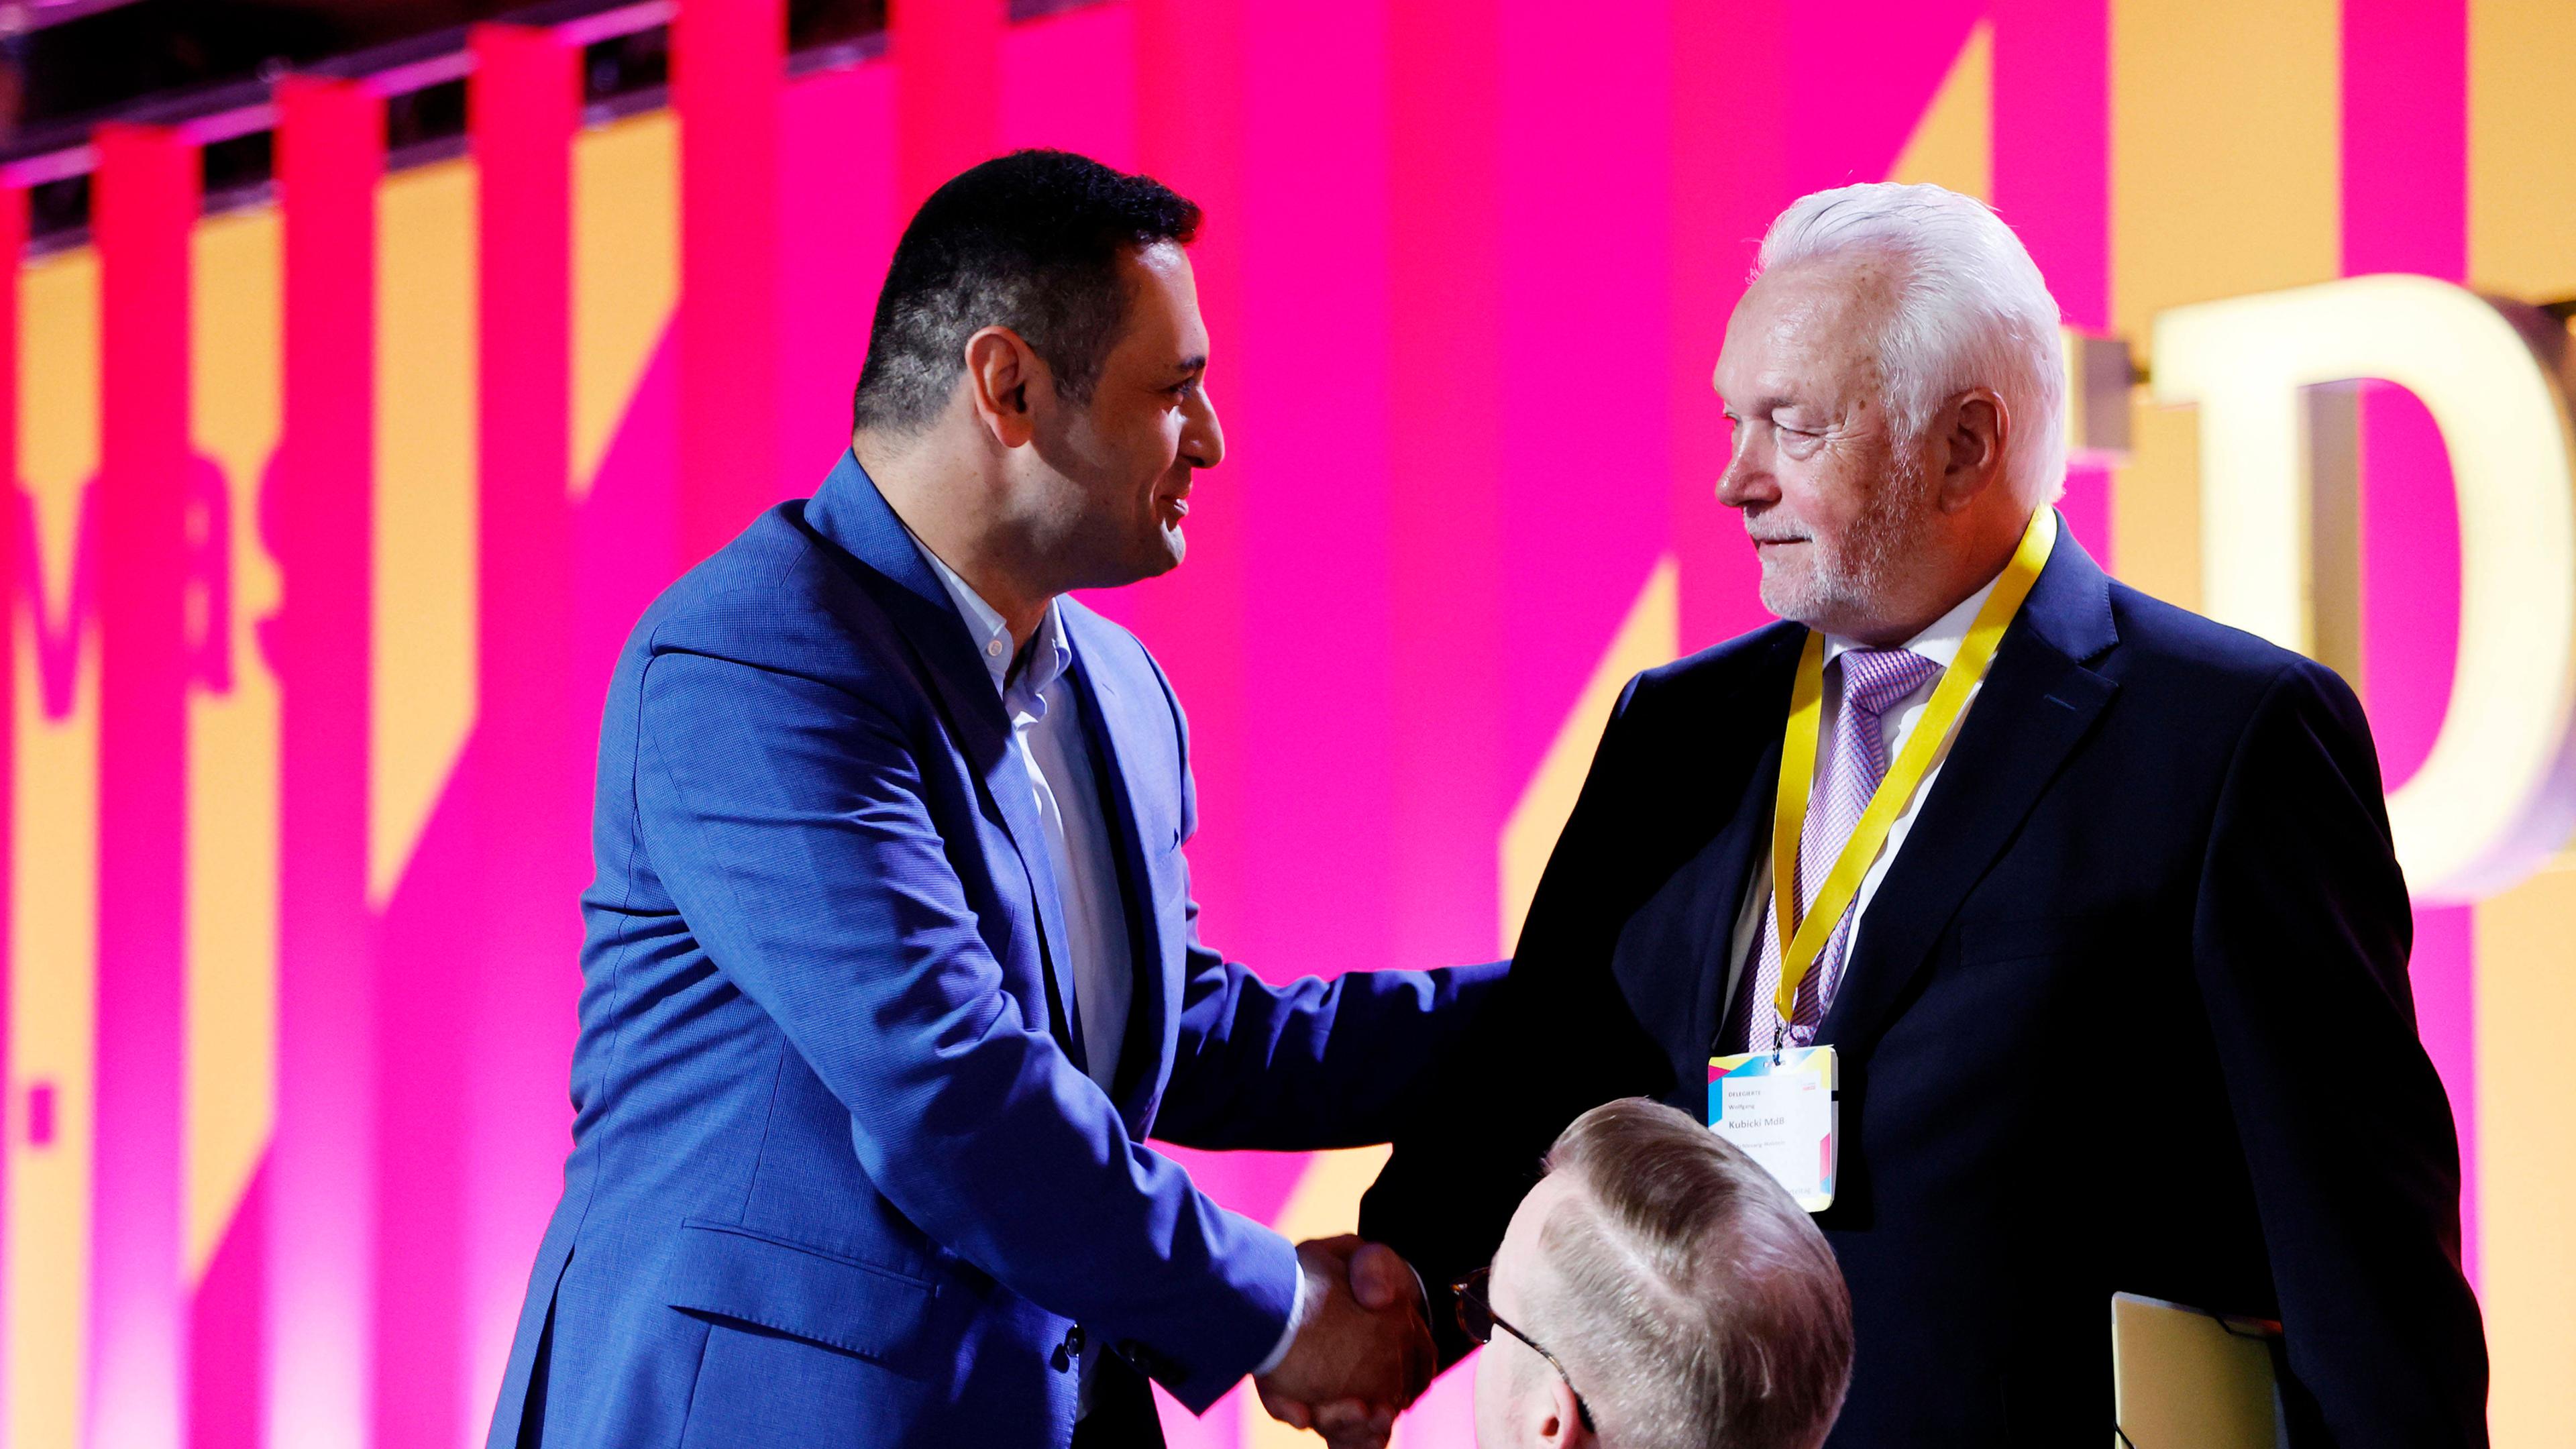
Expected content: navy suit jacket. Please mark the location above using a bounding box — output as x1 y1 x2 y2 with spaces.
486 452 1501 1449
1362 524 2488 1446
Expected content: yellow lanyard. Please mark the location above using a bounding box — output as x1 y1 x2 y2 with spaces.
1768 508 2059 1029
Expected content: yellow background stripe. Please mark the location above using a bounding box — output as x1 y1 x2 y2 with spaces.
1888 21 1992 203
370 161 481 908
572 109 678 497
2466 5 2576 1440
2110 0 2342 604
11 242 101 1449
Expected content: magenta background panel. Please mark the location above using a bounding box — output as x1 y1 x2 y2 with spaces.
5 0 2514 1444
89 120 195 1449
268 74 382 1449
1993 0 2111 562
2343 0 2476 1279
1497 0 1672 791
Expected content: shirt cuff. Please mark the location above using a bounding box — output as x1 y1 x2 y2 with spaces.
1250 1257 1313 1378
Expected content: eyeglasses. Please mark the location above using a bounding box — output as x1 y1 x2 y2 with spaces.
1453 1267 1597 1434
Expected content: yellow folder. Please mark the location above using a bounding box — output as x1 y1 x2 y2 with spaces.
2110 1292 2286 1449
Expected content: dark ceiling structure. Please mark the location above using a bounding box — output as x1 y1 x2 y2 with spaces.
0 0 988 250
4 0 912 138
8 0 610 137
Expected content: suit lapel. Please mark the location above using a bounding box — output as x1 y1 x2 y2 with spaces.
1686 634 1802 1060
1061 639 1173 1128
1816 523 2121 1057
800 452 1077 1037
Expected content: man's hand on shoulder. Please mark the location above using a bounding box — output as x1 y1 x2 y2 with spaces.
1253 1235 1436 1449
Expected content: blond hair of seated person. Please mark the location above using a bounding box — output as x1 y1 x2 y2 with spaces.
1466 1100 1854 1449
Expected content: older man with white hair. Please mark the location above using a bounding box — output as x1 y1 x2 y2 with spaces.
1361 182 2487 1446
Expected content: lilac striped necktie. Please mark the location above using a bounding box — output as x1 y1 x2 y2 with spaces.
1746 645 1945 1048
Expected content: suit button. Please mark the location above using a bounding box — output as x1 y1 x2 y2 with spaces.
1054 1325 1083 1372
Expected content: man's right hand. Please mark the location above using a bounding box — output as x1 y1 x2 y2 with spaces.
1252 1236 1436 1448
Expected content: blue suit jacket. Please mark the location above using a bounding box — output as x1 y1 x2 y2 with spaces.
486 452 1501 1448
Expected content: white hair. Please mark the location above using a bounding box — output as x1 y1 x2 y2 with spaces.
1756 182 2067 507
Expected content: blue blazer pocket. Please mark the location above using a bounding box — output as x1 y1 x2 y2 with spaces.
661 1218 941 1368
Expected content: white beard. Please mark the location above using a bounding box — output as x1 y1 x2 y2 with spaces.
1758 461 1937 630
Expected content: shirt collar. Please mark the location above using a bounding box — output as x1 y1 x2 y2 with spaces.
1821 568 2001 672
900 521 1072 711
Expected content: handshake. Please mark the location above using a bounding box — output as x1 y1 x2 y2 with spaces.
1252 1235 1442 1449
1235 1100 1857 1449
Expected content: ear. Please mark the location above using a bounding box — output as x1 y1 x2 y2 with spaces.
1934 386 2010 511
1537 1375 1595 1449
961 325 1046 449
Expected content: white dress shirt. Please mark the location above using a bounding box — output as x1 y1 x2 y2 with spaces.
908 539 1135 1089
1722 569 2006 1035
904 533 1309 1391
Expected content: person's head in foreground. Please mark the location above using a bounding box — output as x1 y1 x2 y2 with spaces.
1468 1099 1854 1449
1714 180 2064 645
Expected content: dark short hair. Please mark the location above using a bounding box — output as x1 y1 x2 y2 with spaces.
851 149 1201 435
1540 1099 1855 1449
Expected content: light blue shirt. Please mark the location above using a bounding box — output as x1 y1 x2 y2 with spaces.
906 537 1135 1090
904 530 1311 1387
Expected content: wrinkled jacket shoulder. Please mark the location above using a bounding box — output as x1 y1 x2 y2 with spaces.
626 500 918 697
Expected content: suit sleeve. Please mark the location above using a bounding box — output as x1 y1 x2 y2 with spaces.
1361 674 1680 1368
1133 651 1507 1152
2192 657 2488 1448
1146 903 1505 1152
634 647 1293 1413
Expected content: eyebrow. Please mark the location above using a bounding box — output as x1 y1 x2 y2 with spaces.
1170 356 1209 378
1717 392 1800 415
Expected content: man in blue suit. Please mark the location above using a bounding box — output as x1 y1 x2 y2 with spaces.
485 150 1491 1449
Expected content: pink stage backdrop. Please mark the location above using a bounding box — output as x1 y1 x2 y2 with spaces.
9 1 2576 1446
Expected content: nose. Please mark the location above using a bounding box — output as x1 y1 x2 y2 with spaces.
1715 419 1771 513
1182 382 1224 470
